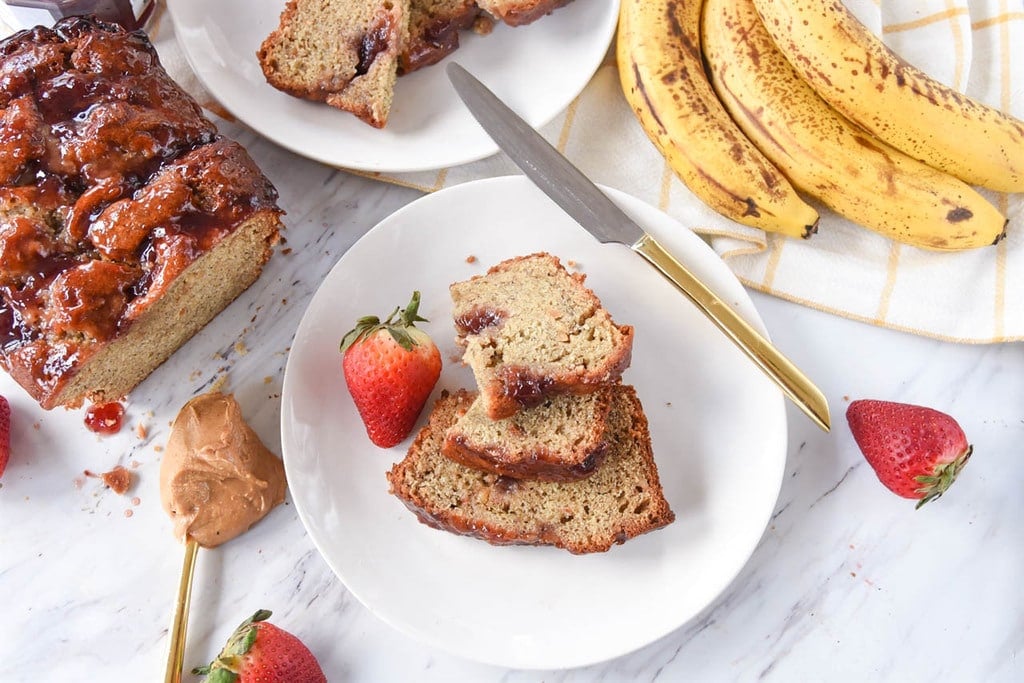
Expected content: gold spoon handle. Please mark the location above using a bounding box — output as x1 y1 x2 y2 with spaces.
165 538 200 683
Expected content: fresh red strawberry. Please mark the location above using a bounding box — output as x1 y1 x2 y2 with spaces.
846 399 972 509
340 291 442 448
193 609 326 683
0 395 10 479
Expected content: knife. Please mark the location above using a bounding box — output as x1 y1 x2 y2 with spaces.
446 62 830 432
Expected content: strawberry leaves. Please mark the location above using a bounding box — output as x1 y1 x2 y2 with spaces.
340 291 429 352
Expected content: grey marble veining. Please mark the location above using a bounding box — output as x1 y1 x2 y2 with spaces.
0 120 1020 682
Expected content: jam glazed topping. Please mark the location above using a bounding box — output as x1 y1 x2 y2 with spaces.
0 17 281 407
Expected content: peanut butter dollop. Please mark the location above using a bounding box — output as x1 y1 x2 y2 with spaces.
159 391 286 548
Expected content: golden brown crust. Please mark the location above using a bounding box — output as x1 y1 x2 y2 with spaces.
0 18 282 409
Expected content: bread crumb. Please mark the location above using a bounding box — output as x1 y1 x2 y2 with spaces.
473 15 494 34
131 496 141 506
84 466 132 495
136 423 148 439
234 341 248 356
154 445 164 453
465 255 477 264
264 376 273 384
210 375 228 393
124 509 133 518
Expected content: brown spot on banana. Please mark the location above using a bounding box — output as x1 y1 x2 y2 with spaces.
946 207 973 223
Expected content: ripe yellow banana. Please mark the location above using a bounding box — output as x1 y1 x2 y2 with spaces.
616 0 819 239
702 0 1006 251
751 0 1024 193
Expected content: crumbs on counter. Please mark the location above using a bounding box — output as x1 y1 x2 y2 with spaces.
136 422 148 439
235 341 249 356
85 465 132 495
264 376 273 384
466 254 477 264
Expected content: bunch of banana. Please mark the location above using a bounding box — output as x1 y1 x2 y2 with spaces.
752 0 1024 193
617 0 820 239
616 0 1024 251
701 0 1007 251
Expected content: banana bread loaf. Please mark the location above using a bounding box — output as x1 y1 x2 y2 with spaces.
0 17 283 409
257 0 410 128
450 253 633 419
387 386 674 554
441 385 615 481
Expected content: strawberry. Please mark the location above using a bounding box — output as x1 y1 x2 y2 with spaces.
340 291 442 448
846 399 973 509
193 609 326 683
0 395 10 479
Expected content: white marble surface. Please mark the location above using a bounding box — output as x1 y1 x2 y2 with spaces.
0 121 1021 683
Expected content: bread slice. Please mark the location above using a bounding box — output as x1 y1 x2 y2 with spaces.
450 253 634 419
441 386 615 481
257 0 410 128
0 19 282 409
400 0 486 74
476 0 575 26
387 387 674 554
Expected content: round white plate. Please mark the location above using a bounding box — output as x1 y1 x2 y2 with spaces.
164 0 619 173
280 176 787 669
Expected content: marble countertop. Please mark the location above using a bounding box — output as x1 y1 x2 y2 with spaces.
0 120 1021 683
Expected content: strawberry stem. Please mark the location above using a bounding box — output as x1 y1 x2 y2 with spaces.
340 291 429 352
914 445 973 509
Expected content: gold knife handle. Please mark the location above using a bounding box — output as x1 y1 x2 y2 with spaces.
633 234 831 432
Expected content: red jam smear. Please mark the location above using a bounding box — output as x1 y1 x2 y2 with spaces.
84 400 124 434
454 308 506 336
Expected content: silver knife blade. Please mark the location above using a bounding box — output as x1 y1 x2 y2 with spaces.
446 62 830 432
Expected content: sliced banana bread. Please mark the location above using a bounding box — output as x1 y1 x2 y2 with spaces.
441 386 615 481
257 0 410 128
400 0 486 74
476 0 575 26
387 386 674 554
450 253 634 419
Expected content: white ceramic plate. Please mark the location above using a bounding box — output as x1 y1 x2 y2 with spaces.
164 0 619 173
280 176 788 669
